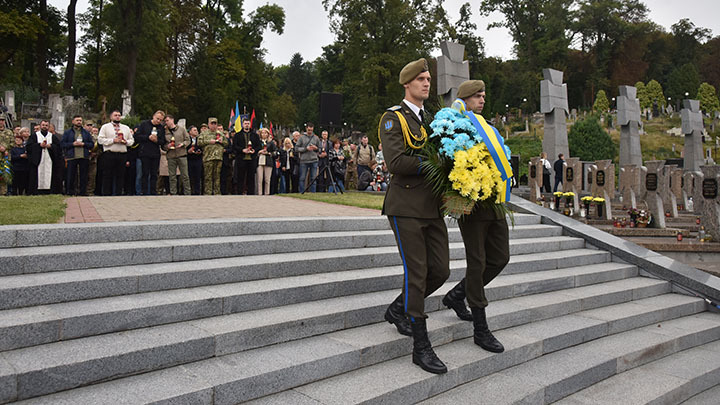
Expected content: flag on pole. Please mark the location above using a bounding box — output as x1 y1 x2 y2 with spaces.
234 101 242 132
250 109 256 128
269 122 274 135
229 108 235 130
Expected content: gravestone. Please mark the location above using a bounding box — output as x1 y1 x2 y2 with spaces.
681 99 704 172
48 94 64 132
619 165 640 209
122 89 132 117
528 157 544 203
178 119 187 129
642 161 666 228
700 165 720 241
617 85 642 167
437 41 470 107
589 160 615 219
706 148 716 165
540 68 569 180
661 164 678 217
670 167 687 210
684 171 704 214
564 157 582 211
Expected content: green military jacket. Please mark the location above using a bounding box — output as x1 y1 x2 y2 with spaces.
379 102 443 219
197 129 227 162
0 128 13 154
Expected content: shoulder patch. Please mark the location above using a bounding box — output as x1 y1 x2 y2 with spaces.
384 119 393 131
387 105 401 111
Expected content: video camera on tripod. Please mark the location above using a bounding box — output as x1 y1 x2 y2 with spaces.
0 98 13 128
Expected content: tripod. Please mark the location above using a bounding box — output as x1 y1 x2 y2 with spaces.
303 163 343 194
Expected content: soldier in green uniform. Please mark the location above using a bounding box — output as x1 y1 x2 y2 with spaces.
379 58 450 374
197 117 227 195
441 80 510 354
0 115 14 195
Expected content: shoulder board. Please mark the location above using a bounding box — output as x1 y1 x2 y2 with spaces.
386 105 401 111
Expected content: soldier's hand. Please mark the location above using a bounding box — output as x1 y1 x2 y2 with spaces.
210 139 216 144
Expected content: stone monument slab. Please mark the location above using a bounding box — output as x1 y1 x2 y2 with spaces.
122 89 132 118
670 167 687 210
661 164 678 217
590 160 615 219
540 68 569 180
681 99 704 172
700 165 720 241
619 165 640 209
529 157 544 203
642 161 666 228
684 171 704 214
564 157 582 211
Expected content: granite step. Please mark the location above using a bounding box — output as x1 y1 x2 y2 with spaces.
0 238 605 311
414 313 720 405
682 383 720 404
3 280 689 404
0 214 542 248
0 224 568 276
0 261 635 352
556 340 720 405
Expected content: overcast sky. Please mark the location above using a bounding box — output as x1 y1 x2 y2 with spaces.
51 0 720 67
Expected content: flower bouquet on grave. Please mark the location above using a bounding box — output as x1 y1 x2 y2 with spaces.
553 191 564 211
592 197 606 219
581 196 594 214
0 156 12 185
421 107 512 220
636 210 652 228
563 192 575 208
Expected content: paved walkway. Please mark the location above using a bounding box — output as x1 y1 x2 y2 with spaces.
62 195 380 223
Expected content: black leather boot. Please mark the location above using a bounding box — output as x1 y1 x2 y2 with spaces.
442 279 473 321
384 294 412 336
411 318 447 374
471 307 504 353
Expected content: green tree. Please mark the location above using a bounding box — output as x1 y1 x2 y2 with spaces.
593 90 609 112
645 79 665 108
445 3 485 79
670 18 711 67
568 115 616 161
635 81 649 109
697 82 720 114
666 63 700 104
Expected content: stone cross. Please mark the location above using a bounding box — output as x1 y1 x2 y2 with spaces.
178 119 187 129
563 157 582 211
589 160 614 219
619 164 640 209
437 41 470 107
540 68 569 180
121 89 132 117
661 164 678 217
641 161 666 228
670 167 687 210
681 99 705 172
528 157 544 203
617 86 642 167
700 165 720 241
684 171 704 214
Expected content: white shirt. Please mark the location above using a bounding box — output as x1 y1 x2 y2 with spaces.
98 122 134 152
402 99 425 122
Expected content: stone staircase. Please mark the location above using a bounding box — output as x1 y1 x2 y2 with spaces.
0 211 719 404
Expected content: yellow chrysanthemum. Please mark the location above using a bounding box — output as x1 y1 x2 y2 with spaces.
449 144 503 202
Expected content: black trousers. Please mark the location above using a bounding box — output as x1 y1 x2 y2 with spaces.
457 216 510 308
388 216 450 320
188 157 203 195
102 152 126 196
235 158 255 195
542 173 551 192
66 158 89 196
140 156 160 195
12 170 29 195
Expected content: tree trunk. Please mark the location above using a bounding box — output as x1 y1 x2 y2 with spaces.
37 0 49 96
95 0 104 105
123 0 144 114
63 0 78 92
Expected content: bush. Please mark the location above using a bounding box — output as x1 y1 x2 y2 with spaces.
568 115 616 162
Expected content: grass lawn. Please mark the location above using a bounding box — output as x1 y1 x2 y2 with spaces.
0 195 67 225
282 191 384 210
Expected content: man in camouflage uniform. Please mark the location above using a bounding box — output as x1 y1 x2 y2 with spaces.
197 117 227 195
0 115 14 195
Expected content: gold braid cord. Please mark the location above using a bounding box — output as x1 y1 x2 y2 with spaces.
394 111 427 149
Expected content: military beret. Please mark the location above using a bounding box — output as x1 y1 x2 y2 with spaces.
208 117 218 124
399 58 429 84
457 80 486 99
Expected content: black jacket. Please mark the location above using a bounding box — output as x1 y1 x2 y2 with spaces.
134 120 166 158
232 130 262 161
553 159 564 179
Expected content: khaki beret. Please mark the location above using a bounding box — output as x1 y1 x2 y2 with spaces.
399 58 429 84
457 80 486 99
208 117 218 124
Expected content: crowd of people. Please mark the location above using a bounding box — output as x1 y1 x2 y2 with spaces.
0 111 390 197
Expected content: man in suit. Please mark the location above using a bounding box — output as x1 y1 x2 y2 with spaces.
379 58 450 374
